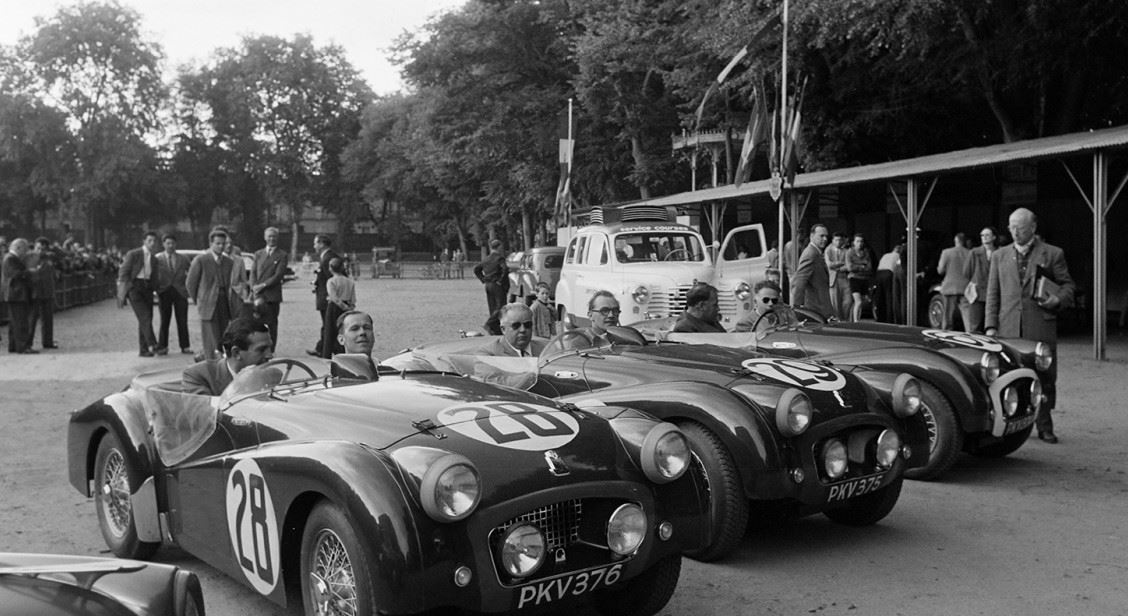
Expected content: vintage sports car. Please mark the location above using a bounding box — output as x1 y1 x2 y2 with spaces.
384 329 927 562
67 357 702 616
0 552 204 615
635 305 1050 481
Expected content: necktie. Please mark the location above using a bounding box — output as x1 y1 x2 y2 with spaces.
142 251 151 279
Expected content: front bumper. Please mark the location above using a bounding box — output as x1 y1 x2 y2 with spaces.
987 368 1040 438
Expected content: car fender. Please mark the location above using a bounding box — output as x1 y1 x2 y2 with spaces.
67 389 156 498
559 381 778 498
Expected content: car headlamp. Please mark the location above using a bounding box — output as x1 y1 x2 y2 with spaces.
775 389 813 437
498 523 546 577
821 438 848 479
1030 379 1043 413
1034 342 1053 371
631 285 650 305
1001 386 1019 418
891 373 922 418
875 429 901 469
980 353 1000 384
419 453 481 522
606 503 647 556
734 281 752 301
640 423 690 483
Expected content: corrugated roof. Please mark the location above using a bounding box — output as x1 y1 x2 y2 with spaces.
634 124 1128 208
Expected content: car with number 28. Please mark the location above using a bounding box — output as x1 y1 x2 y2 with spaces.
66 356 705 616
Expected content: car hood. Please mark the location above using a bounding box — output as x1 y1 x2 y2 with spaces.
0 553 180 616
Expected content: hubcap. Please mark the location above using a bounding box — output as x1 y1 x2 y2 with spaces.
99 449 131 538
309 529 357 616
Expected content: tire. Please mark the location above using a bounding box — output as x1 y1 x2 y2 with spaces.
823 477 903 526
927 293 945 329
968 425 1033 458
93 433 159 560
592 554 681 616
676 422 748 562
301 501 378 616
904 381 963 481
172 570 205 616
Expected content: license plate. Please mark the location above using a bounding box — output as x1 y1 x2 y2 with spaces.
826 473 886 503
1004 414 1036 435
516 563 623 609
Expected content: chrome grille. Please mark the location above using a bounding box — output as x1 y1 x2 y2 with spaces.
495 499 582 550
646 284 694 318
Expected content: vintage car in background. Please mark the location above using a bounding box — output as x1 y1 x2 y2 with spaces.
635 305 1050 481
0 552 204 615
508 246 566 303
385 329 928 562
67 357 703 616
554 221 772 329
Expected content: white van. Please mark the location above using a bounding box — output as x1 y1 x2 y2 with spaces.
556 221 772 328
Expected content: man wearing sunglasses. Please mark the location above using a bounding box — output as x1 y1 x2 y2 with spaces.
480 303 546 357
733 279 784 333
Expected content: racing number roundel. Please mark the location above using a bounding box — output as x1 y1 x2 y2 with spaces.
437 401 579 451
226 458 281 595
922 329 1003 352
741 358 846 391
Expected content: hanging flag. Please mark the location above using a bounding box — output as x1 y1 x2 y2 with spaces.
693 7 782 132
782 76 807 187
734 83 770 187
554 100 575 224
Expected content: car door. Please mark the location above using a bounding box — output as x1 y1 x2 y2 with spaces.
715 224 770 286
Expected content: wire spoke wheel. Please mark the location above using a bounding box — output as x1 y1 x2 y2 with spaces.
310 528 358 616
98 449 131 538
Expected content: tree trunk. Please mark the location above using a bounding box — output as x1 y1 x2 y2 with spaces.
521 206 532 251
631 135 651 200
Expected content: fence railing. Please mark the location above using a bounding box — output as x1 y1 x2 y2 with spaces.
54 270 117 310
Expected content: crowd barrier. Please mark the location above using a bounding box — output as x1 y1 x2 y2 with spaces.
54 270 117 310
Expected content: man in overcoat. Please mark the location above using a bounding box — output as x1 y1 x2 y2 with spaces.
790 224 834 319
251 226 288 351
187 228 235 360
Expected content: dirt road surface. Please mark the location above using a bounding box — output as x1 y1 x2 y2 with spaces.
2 276 1126 615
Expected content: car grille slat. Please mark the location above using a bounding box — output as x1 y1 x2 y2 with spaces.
646 284 694 318
494 499 582 551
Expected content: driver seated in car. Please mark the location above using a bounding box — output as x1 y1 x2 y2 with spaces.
562 290 644 348
182 318 273 395
479 303 546 357
732 279 784 333
330 310 382 380
672 283 726 333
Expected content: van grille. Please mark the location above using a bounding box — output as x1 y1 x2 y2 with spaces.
646 284 694 318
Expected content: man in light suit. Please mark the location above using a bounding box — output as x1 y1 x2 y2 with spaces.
117 231 160 356
479 303 547 357
182 318 273 396
187 228 235 360
155 233 192 355
986 208 1074 444
790 224 834 319
961 227 997 333
251 226 288 351
937 232 972 330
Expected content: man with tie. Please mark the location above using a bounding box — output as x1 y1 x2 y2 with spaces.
155 233 192 355
251 226 288 351
187 228 235 360
117 231 160 357
479 303 546 357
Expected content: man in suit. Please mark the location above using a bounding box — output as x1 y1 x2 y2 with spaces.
310 234 340 357
28 237 58 349
791 224 834 319
187 228 235 360
182 318 273 396
824 232 852 321
2 238 38 354
961 227 997 333
986 208 1075 444
473 239 508 318
937 232 972 330
251 226 288 351
117 231 160 357
672 283 726 333
155 233 192 355
479 303 547 357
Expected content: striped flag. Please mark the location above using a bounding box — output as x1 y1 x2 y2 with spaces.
734 84 770 187
554 100 574 224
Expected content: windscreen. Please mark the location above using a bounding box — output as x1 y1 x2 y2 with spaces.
614 232 706 263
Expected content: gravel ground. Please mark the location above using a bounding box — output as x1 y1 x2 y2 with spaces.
2 274 1127 616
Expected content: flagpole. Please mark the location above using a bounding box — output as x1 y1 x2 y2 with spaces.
566 97 573 226
778 0 789 301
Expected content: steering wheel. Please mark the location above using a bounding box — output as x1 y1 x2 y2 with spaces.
262 358 318 382
663 248 688 261
551 329 597 353
748 310 781 335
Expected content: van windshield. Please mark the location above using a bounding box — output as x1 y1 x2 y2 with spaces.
613 232 706 263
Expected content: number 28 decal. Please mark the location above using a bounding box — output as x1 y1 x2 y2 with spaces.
741 358 846 391
438 401 579 451
226 458 281 595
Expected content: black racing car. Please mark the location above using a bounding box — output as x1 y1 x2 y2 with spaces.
385 329 928 562
635 305 1049 480
66 357 703 616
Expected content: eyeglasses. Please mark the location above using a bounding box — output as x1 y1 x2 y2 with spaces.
507 321 533 330
760 297 780 305
593 307 621 316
